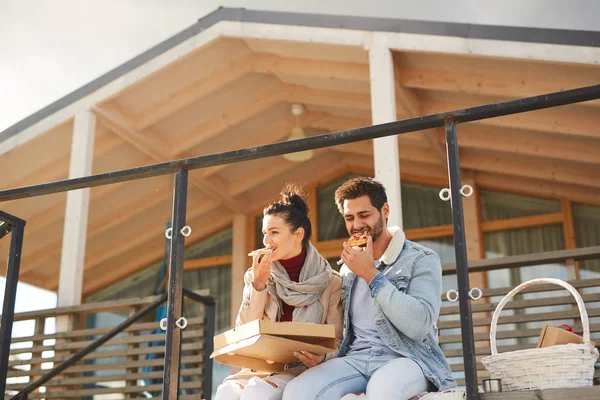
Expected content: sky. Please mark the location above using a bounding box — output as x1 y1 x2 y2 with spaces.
1 0 600 334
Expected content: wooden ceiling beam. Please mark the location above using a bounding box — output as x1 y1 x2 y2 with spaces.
17 180 169 275
457 124 600 165
132 52 258 130
393 64 447 165
253 53 369 81
422 98 600 140
2 129 122 190
476 172 600 206
93 105 243 213
459 149 600 189
170 84 286 157
398 65 600 108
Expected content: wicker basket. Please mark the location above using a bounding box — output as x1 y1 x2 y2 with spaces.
481 278 599 391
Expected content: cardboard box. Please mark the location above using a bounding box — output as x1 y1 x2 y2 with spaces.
536 324 596 348
211 320 337 372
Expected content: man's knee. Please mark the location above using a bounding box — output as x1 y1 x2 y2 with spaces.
282 373 308 400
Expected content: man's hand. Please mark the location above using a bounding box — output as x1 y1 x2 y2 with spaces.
293 351 325 368
341 235 378 283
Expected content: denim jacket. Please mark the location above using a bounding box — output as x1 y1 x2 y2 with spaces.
338 227 456 391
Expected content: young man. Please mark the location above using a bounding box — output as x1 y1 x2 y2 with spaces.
284 177 455 400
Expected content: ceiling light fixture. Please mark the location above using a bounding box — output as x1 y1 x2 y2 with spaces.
282 103 314 162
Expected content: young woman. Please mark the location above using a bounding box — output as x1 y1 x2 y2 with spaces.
215 186 342 400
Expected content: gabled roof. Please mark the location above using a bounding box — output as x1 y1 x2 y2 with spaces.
1 7 600 293
2 7 600 143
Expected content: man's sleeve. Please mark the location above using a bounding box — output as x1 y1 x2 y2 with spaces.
367 253 442 341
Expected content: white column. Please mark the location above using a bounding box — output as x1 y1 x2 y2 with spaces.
57 111 96 314
368 39 403 229
230 214 248 327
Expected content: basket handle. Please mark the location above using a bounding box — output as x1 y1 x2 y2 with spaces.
489 278 591 356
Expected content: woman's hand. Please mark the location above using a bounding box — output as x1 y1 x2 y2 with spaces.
251 249 273 291
293 351 325 368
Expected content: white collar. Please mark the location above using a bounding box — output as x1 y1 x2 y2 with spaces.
379 226 406 265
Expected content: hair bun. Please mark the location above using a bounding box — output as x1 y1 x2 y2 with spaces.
279 184 309 215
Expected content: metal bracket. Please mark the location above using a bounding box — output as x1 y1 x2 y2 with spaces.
165 225 192 239
446 289 459 302
176 317 188 329
160 318 168 331
468 287 483 301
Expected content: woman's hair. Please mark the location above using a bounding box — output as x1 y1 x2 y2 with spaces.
263 183 312 247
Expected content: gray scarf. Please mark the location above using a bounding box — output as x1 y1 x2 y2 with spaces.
245 242 331 323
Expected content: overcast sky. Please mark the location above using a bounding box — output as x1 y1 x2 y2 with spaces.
1 0 599 334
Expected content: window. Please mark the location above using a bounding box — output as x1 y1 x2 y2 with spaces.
480 190 561 221
401 182 453 229
573 203 600 278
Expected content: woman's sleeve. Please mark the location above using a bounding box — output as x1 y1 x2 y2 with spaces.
235 269 270 327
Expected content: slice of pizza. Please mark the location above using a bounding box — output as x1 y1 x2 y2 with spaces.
247 246 276 262
347 231 368 248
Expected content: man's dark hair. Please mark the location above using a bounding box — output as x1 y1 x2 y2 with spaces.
334 177 387 214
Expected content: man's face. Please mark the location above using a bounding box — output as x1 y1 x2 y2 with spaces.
342 195 389 243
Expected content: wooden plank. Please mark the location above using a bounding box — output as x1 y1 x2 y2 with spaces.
25 380 200 398
438 307 600 329
9 339 204 368
9 329 203 355
184 255 233 270
480 386 600 400
481 212 564 232
441 292 600 316
6 368 203 389
8 354 204 377
442 247 600 275
94 104 243 213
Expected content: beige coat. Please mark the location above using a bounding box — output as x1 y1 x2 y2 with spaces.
236 271 343 343
223 271 342 382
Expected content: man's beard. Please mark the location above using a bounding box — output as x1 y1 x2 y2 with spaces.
351 213 385 243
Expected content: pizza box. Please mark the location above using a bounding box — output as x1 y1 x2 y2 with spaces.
210 320 337 372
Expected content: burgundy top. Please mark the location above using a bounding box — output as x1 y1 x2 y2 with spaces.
278 246 307 322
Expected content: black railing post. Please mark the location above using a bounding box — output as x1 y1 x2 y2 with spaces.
182 288 216 399
444 119 479 400
162 168 189 399
0 212 25 397
203 300 216 400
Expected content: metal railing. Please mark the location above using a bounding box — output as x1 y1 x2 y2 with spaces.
5 289 215 400
1 84 600 400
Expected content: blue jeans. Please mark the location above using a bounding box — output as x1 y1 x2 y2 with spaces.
282 346 431 400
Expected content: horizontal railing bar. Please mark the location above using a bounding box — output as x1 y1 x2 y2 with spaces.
8 354 204 377
14 293 167 396
6 367 203 388
440 292 600 315
22 380 200 398
9 339 204 367
442 245 600 275
9 317 204 344
1 84 599 202
9 328 203 355
0 289 208 322
438 307 600 329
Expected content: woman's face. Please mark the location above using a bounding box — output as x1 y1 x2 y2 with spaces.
262 214 303 261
